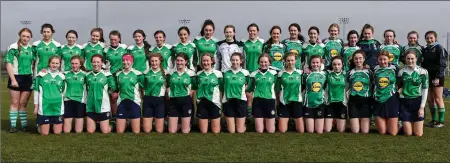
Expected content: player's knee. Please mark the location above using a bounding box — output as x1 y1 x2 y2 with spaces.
10 101 19 108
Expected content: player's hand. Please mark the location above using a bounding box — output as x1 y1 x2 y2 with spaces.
418 107 424 118
40 69 47 73
364 64 370 69
304 68 311 74
433 78 439 86
397 88 403 95
11 80 19 88
393 40 399 45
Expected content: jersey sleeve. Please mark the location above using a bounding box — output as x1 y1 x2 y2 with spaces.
33 76 41 105
4 48 17 64
420 68 429 107
245 75 255 93
138 74 144 88
275 74 282 93
107 74 117 92
437 46 447 78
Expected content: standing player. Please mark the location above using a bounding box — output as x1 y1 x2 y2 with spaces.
167 53 196 134
342 30 361 72
172 26 197 71
128 29 151 72
195 54 223 134
222 52 250 133
63 56 87 133
398 50 428 136
282 23 305 69
347 50 373 133
59 30 83 72
356 24 381 69
149 30 173 71
422 31 447 128
262 26 286 71
5 28 34 132
85 54 117 134
324 56 347 133
275 52 304 133
402 31 423 66
303 26 326 73
115 54 144 134
216 25 244 72
303 55 327 134
194 19 219 70
33 23 61 74
380 29 403 67
323 23 344 68
372 50 399 136
142 53 167 133
82 28 105 71
33 56 65 135
247 53 277 133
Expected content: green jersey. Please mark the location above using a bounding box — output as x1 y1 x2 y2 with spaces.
82 42 105 71
167 69 196 98
143 69 166 97
32 40 61 73
326 71 347 104
116 69 144 105
398 66 428 98
303 71 327 108
64 70 87 103
59 44 83 72
196 70 223 107
347 68 372 97
282 39 303 69
193 36 218 67
222 68 250 102
85 70 117 113
275 69 303 105
403 44 423 65
373 65 397 103
4 43 35 75
33 70 65 116
262 43 286 70
104 44 128 74
323 38 344 67
149 43 173 70
302 42 326 68
127 44 149 72
247 69 277 99
380 44 403 66
342 45 361 71
172 42 197 70
242 38 264 72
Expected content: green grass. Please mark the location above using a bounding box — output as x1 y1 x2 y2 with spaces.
1 76 450 162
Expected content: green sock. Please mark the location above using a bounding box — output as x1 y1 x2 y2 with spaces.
18 111 28 128
247 106 252 116
438 108 446 123
431 106 438 121
9 110 18 128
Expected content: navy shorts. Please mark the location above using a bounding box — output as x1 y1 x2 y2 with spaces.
142 96 165 118
277 101 303 118
64 100 86 118
400 97 425 122
37 115 63 125
117 99 141 119
87 112 111 122
168 96 193 118
7 75 33 91
196 98 221 119
348 95 372 118
304 104 326 119
223 98 247 118
373 93 400 118
252 98 276 118
429 73 445 88
326 102 347 119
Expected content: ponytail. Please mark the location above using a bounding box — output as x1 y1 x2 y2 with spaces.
298 34 305 42
143 41 151 55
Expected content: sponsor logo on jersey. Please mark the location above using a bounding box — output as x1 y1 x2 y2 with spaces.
331 49 339 57
378 77 389 88
312 82 322 92
353 81 364 91
273 52 283 61
388 53 394 62
290 49 299 54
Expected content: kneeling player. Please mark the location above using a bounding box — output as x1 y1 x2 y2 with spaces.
325 56 347 133
63 56 87 133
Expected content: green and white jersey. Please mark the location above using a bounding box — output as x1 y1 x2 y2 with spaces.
282 39 303 69
167 69 196 98
403 44 423 65
116 69 144 105
32 40 61 73
247 69 277 99
398 66 428 98
85 70 117 113
193 36 219 67
275 69 303 105
380 44 403 66
262 43 286 70
323 38 344 67
149 43 173 71
59 44 83 72
242 38 264 72
143 68 166 97
347 68 372 97
172 42 197 70
373 65 397 103
302 42 326 68
222 68 250 102
342 45 361 71
4 43 35 75
104 44 128 74
64 70 87 103
33 70 65 116
326 70 347 104
196 70 223 107
127 44 149 72
303 71 327 108
82 42 105 71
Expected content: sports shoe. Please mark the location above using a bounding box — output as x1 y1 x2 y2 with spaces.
434 122 444 128
9 127 17 133
21 126 28 132
426 120 438 127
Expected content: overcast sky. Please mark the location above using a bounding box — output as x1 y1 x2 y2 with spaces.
1 1 449 51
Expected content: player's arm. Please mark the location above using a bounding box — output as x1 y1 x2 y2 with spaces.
33 76 41 116
107 73 117 93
